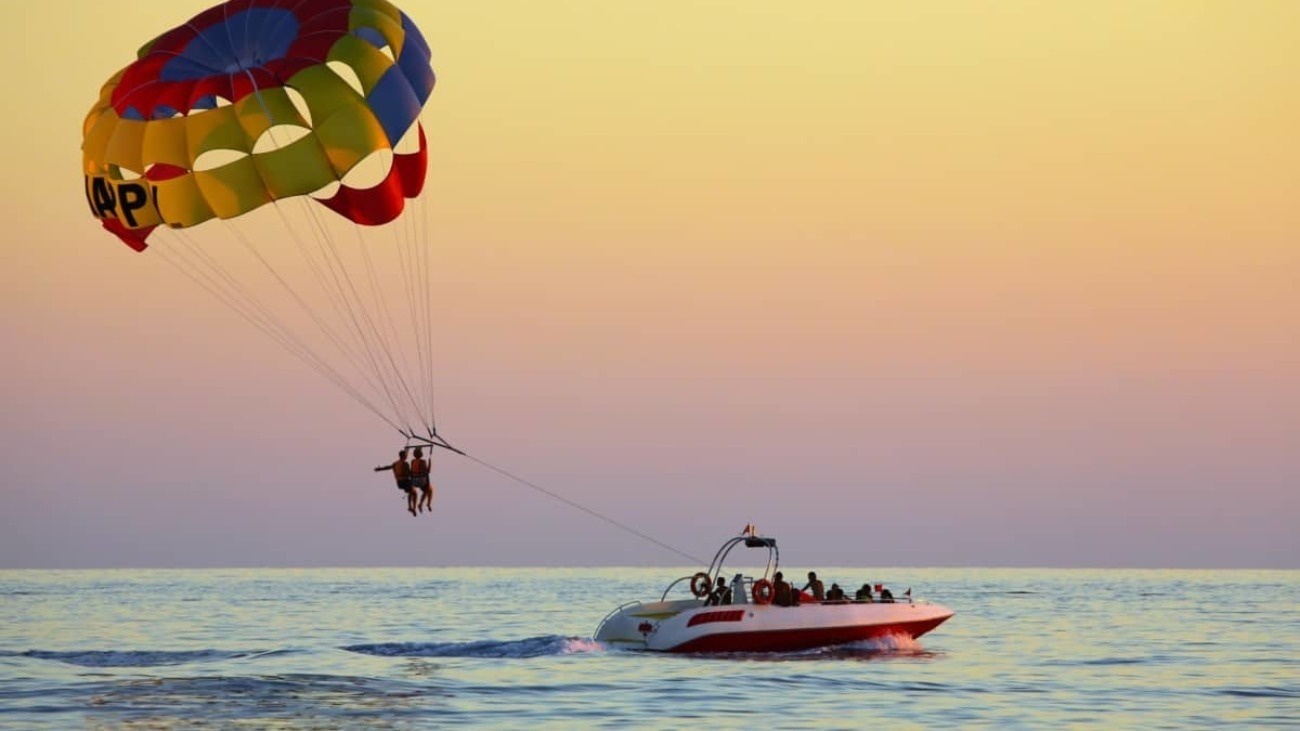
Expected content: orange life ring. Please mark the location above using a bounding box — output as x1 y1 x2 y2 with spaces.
690 572 712 598
752 578 774 605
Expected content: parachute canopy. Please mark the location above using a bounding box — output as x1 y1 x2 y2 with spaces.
82 0 436 251
81 0 446 441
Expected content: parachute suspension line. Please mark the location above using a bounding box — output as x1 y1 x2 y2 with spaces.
343 217 431 433
163 227 401 432
406 189 437 432
295 198 416 431
260 0 299 49
418 167 438 431
154 232 296 353
273 206 401 422
267 199 406 423
353 217 413 391
270 203 365 347
240 71 419 434
276 201 413 434
396 195 428 429
150 231 405 433
164 228 326 364
235 1 250 58
221 217 395 410
167 228 282 328
453 450 706 566
390 207 433 431
228 82 379 377
298 198 427 432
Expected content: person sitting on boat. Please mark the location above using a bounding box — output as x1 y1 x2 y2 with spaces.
374 449 416 516
707 577 733 606
696 572 717 600
772 572 793 607
696 574 717 603
729 574 746 604
855 583 874 602
826 583 845 601
880 586 895 603
802 571 825 601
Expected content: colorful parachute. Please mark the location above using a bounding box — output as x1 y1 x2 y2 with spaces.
83 0 435 251
81 0 448 443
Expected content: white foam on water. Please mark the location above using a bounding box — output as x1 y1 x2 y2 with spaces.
848 632 926 653
558 637 607 654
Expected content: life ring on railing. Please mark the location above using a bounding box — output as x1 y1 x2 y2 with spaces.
690 572 712 598
752 578 774 605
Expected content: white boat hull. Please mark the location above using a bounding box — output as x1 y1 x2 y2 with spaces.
596 599 954 653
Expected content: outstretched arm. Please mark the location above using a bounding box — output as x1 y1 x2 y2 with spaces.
374 464 392 472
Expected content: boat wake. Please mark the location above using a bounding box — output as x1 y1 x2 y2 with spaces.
679 633 939 662
799 632 940 661
343 635 605 659
0 649 275 667
850 632 926 653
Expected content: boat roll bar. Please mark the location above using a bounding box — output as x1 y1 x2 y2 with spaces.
706 534 779 584
660 534 780 602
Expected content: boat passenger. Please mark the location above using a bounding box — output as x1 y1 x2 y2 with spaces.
826 583 845 601
802 571 825 601
708 577 733 606
730 574 746 604
880 586 895 603
696 572 717 600
855 583 873 602
773 572 792 607
703 576 721 606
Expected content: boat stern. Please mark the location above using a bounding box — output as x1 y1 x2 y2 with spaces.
593 599 696 649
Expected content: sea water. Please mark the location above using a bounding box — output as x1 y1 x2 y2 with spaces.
1 567 1295 728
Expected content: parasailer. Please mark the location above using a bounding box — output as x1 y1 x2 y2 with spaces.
410 447 433 514
374 449 416 516
83 0 458 510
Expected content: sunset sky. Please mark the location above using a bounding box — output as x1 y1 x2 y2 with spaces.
2 1 1297 568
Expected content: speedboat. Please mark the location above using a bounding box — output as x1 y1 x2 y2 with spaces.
594 532 954 653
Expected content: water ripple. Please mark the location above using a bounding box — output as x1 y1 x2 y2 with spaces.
343 635 604 658
0 649 265 668
1 566 1296 728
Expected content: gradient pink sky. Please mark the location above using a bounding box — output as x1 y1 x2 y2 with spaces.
2 1 1297 568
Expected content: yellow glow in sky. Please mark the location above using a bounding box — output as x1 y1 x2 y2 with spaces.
0 1 1296 568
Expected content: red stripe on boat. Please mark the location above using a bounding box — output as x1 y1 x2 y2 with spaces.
686 610 745 628
671 615 951 653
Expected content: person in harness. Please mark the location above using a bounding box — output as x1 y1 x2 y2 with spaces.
375 449 416 516
410 447 434 515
